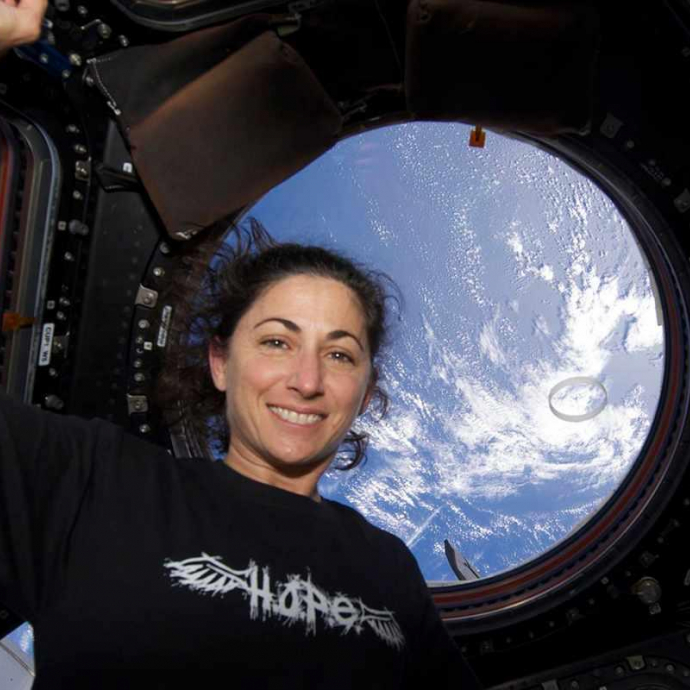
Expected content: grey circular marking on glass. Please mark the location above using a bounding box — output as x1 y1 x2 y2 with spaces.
548 376 608 422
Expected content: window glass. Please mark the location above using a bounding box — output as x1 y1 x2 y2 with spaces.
0 622 34 681
242 122 665 583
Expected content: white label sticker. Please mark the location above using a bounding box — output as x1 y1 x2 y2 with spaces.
157 305 172 348
39 323 55 366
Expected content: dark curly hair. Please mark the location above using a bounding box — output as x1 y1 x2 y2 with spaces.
152 216 400 469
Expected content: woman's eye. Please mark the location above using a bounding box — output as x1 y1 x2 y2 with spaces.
261 338 287 349
329 351 354 364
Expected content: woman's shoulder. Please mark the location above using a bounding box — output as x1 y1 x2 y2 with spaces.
324 499 413 557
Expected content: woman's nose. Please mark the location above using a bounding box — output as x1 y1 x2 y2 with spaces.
288 351 324 397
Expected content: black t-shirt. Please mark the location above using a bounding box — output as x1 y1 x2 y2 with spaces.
0 391 480 688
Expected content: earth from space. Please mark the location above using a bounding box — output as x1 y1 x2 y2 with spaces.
2 122 665 668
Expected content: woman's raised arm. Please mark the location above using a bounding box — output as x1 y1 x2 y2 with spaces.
0 390 113 622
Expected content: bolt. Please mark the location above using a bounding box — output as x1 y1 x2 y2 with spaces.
153 267 165 278
59 297 71 307
97 22 112 39
61 69 72 80
39 53 49 64
625 140 635 150
118 35 129 47
48 368 58 377
44 395 65 410
143 294 154 306
633 577 662 604
138 320 150 329
84 72 95 87
68 53 82 67
73 190 83 200
615 666 624 676
66 124 79 134
133 400 144 412
159 242 171 255
134 372 146 383
55 0 70 10
667 665 675 673
69 220 89 236
135 336 144 345
74 143 87 155
75 161 89 179
139 424 151 434
56 311 66 321
64 251 75 262
133 359 143 369
76 4 88 16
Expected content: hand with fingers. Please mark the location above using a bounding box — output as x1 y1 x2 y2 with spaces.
0 0 49 56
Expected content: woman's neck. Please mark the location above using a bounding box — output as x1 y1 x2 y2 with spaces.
223 446 326 503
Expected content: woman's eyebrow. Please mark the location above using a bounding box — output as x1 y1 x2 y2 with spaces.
254 317 364 351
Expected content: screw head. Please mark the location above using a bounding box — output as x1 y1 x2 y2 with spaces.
61 69 72 80
97 23 112 39
134 373 146 383
39 53 49 64
153 267 165 278
84 73 95 87
76 4 88 16
119 35 129 47
138 320 150 329
139 424 151 434
68 53 82 67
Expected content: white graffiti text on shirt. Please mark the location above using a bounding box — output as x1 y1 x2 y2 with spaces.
163 553 405 650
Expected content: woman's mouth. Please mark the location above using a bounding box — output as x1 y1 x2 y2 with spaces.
267 405 326 426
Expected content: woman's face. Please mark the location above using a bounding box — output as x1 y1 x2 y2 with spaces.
209 274 374 475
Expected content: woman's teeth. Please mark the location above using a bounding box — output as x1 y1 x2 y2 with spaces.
268 406 324 425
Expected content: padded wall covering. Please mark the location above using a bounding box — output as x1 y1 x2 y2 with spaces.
88 2 600 239
405 0 600 134
88 15 343 240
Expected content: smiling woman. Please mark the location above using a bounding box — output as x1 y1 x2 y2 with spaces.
207 274 377 501
144 217 483 688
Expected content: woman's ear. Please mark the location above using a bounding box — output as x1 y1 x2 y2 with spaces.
208 336 228 392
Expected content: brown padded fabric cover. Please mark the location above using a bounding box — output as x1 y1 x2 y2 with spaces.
89 17 343 239
405 0 600 135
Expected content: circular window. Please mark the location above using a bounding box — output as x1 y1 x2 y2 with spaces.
224 122 665 585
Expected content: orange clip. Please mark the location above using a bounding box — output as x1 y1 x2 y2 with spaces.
2 312 36 333
469 125 486 148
